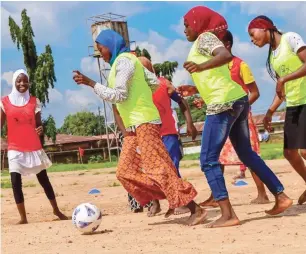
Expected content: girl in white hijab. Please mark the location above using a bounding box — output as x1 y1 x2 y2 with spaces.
1 69 67 224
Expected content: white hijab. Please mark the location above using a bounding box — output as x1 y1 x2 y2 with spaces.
8 69 30 106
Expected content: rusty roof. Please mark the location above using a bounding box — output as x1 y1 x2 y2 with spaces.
1 133 116 151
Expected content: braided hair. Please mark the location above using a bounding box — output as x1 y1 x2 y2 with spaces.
253 16 282 81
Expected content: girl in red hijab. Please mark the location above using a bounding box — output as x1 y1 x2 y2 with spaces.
179 7 292 228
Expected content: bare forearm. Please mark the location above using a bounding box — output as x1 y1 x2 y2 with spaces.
112 105 126 135
267 95 284 114
248 92 259 105
179 99 193 127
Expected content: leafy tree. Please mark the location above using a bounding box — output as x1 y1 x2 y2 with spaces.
43 115 57 144
175 96 206 125
59 111 106 136
9 9 56 107
134 47 178 81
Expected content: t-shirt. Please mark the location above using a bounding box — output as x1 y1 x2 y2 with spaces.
152 78 180 136
272 32 306 57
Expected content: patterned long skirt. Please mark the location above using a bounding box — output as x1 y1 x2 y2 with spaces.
219 111 260 166
117 124 197 210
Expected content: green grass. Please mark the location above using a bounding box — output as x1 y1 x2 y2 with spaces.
1 179 36 189
1 161 118 177
182 142 284 161
260 142 284 160
108 182 121 187
0 143 284 176
1 179 12 189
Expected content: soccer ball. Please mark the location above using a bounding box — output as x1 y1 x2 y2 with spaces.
72 203 102 233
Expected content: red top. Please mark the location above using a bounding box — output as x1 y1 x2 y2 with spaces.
152 77 178 136
229 56 249 93
2 96 42 152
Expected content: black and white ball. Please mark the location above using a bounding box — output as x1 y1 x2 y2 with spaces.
72 203 102 233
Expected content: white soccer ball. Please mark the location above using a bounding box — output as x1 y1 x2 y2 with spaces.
72 203 102 233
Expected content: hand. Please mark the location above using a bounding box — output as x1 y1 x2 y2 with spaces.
183 61 202 73
176 85 198 97
276 77 286 100
73 70 96 87
263 111 273 132
123 131 135 138
187 124 198 141
35 126 43 136
193 98 204 109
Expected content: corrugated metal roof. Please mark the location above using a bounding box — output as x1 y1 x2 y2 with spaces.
1 133 116 151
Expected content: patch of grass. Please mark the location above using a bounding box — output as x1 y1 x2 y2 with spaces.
260 142 284 160
181 142 284 162
47 161 118 173
182 153 200 161
93 171 101 175
1 194 4 198
181 163 199 168
24 182 36 188
108 182 120 187
1 179 12 189
1 171 9 177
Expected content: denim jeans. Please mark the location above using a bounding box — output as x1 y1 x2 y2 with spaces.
200 96 284 201
162 134 183 178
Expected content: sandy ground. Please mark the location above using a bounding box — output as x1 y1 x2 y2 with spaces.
1 159 306 254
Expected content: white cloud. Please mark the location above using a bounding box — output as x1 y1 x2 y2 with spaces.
1 71 14 86
172 68 192 86
238 2 306 33
65 87 99 110
80 57 100 77
48 88 63 103
171 18 185 37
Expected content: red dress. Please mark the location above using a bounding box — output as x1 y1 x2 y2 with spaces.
219 57 260 166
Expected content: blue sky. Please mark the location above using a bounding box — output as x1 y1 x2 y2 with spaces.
1 1 306 127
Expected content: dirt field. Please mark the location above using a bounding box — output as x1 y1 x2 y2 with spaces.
2 159 306 254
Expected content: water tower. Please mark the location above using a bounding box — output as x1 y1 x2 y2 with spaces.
87 13 135 161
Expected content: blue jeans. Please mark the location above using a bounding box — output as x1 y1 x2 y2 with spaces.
200 96 284 201
162 134 183 178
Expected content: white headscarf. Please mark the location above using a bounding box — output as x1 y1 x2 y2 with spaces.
8 69 30 106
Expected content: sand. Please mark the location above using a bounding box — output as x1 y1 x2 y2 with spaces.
1 159 306 254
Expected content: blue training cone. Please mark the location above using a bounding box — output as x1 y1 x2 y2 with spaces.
234 180 248 187
88 188 101 194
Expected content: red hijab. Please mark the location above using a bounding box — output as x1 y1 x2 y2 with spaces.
248 16 277 31
184 6 228 39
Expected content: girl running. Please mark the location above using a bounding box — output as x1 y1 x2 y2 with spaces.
190 30 269 207
248 15 306 205
0 69 67 224
72 29 206 226
180 6 292 228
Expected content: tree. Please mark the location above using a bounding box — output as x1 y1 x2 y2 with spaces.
9 9 56 107
134 47 178 81
1 123 7 138
43 115 57 144
153 61 178 81
59 112 106 136
175 96 207 126
135 46 151 61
